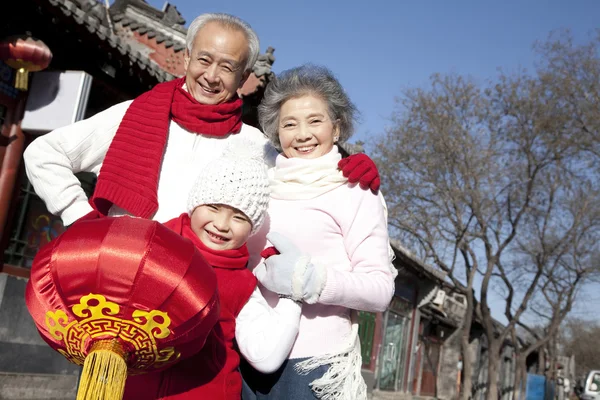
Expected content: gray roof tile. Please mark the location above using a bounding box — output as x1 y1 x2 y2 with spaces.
45 0 178 83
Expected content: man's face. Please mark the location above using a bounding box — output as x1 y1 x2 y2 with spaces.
184 22 250 105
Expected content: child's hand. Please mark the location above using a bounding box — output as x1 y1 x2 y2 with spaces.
260 246 280 260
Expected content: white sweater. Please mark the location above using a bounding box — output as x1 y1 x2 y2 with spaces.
23 100 275 225
23 100 300 373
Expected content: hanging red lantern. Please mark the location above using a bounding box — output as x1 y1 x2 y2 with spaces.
0 35 52 91
26 215 220 400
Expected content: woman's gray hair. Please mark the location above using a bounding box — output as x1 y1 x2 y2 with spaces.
258 64 358 149
186 13 260 72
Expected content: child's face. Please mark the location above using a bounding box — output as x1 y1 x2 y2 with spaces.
190 204 252 251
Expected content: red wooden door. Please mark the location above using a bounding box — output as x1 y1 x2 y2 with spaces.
420 340 441 396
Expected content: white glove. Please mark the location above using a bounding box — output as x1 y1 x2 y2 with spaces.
254 232 327 304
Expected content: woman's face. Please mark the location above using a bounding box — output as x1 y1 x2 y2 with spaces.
278 95 339 159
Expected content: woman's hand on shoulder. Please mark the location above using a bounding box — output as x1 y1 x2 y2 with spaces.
338 153 380 192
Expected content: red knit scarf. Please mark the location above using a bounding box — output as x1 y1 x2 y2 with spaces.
91 77 243 218
164 214 250 270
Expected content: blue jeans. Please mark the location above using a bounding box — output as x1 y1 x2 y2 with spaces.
241 357 330 400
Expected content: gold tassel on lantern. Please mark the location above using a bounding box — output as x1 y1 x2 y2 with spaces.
14 67 29 91
76 339 128 400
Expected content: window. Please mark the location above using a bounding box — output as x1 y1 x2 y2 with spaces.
3 171 95 269
590 374 600 392
358 311 376 364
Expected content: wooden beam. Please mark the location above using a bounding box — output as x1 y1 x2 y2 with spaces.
0 263 30 279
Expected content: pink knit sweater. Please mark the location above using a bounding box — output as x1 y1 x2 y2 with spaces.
252 153 395 359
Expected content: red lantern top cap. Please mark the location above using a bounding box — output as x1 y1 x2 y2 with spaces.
0 35 52 71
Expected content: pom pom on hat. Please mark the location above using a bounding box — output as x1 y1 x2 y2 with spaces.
187 139 270 234
220 136 266 162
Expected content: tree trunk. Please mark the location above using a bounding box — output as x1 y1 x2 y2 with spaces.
546 335 557 382
460 296 475 400
537 349 546 375
462 332 474 400
486 344 501 400
513 355 528 400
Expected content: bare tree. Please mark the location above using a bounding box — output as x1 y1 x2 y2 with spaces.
511 205 600 400
372 32 600 400
510 31 600 398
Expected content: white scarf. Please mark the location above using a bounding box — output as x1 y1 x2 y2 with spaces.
269 146 348 200
295 311 367 400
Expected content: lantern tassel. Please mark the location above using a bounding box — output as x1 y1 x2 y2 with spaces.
14 67 29 91
76 339 128 400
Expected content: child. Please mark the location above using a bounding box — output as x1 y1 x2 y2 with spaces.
123 139 271 399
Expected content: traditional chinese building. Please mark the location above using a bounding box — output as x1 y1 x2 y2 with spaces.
356 236 523 400
356 240 468 399
0 0 275 397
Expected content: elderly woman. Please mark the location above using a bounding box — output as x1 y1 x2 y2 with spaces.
236 65 396 400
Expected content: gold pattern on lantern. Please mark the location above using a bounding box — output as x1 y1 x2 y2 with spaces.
44 293 180 373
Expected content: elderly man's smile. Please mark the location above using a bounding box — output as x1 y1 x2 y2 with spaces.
200 84 221 94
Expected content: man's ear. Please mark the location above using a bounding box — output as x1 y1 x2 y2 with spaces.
184 50 190 71
239 70 251 88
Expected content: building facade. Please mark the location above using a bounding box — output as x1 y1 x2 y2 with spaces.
356 240 471 400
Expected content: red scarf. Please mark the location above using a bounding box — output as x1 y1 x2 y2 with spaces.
91 77 243 219
164 214 249 270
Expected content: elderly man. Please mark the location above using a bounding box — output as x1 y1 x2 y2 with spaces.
24 14 268 226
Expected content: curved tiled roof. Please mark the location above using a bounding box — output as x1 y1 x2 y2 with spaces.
45 0 175 82
111 11 186 54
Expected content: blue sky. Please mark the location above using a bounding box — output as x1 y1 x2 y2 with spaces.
143 0 599 322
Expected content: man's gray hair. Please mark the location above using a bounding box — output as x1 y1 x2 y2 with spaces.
186 13 260 72
259 64 358 149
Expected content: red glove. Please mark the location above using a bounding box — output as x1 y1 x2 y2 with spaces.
338 153 381 192
261 246 280 260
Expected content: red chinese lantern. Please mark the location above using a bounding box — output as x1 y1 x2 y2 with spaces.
26 215 220 400
0 35 52 91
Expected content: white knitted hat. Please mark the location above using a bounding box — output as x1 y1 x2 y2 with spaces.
187 139 270 234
